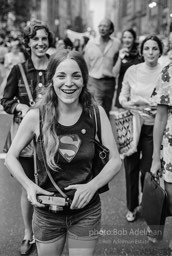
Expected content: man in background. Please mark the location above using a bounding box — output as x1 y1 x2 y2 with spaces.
84 18 120 116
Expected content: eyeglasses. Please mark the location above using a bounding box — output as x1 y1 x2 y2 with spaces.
98 25 110 29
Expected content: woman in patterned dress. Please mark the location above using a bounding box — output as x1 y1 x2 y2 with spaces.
151 63 172 247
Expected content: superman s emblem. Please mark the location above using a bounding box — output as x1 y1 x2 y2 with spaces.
58 135 81 162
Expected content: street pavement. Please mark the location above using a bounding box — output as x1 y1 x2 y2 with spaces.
0 111 172 256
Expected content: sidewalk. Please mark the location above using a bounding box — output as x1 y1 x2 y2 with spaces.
95 165 172 255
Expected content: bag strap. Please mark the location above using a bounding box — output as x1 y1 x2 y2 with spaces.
33 137 38 185
93 105 102 143
18 63 35 106
18 63 37 179
33 109 68 199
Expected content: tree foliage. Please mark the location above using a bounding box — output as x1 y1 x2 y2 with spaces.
0 0 33 24
0 0 13 20
13 0 32 24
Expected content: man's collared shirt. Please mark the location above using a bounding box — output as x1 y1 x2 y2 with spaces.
84 36 120 79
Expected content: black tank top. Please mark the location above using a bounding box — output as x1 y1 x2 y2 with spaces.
36 108 98 200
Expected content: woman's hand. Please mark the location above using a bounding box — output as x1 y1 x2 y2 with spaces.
65 183 97 210
26 183 54 207
119 48 129 60
150 158 161 177
121 100 136 110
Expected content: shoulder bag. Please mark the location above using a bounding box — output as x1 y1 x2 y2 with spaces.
91 105 110 194
142 172 167 240
109 109 133 154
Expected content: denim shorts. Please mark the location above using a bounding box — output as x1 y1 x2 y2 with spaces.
32 198 101 243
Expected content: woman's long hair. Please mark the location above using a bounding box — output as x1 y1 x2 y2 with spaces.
36 50 93 171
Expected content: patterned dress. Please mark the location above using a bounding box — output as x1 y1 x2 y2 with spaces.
154 64 172 182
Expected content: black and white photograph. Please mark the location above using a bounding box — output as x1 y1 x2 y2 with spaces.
0 0 172 255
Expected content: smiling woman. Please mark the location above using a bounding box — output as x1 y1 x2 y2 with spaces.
4 49 121 256
113 28 142 108
1 19 54 255
52 59 84 105
28 29 49 58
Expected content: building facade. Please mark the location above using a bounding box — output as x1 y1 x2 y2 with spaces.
37 0 91 38
105 0 172 38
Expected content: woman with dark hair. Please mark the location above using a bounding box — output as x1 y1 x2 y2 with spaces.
113 28 142 108
63 37 73 50
5 50 121 256
1 19 54 255
119 35 163 222
23 19 54 52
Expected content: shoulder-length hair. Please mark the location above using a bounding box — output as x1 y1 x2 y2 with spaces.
121 28 138 53
23 19 54 49
36 50 93 171
140 34 163 56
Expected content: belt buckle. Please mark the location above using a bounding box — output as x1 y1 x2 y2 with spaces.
49 205 64 213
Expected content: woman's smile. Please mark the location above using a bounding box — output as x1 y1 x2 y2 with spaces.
61 89 78 94
53 58 84 105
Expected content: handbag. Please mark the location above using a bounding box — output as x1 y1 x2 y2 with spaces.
142 172 167 240
3 63 34 157
91 105 110 194
3 116 34 157
109 109 133 154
